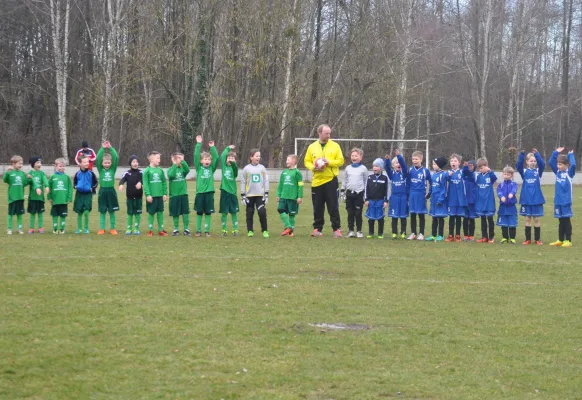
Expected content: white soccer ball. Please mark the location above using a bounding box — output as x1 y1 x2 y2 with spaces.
314 158 326 170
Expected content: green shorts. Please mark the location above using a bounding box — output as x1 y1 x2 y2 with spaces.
8 200 25 216
126 198 143 215
219 190 239 214
169 194 190 216
146 196 165 215
98 187 119 213
51 204 68 218
27 200 45 214
194 192 215 214
277 198 299 216
73 192 93 214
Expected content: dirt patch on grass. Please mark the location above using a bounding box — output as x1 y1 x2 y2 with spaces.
309 323 370 331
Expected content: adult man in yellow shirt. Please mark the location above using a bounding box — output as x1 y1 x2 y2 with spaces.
304 124 345 237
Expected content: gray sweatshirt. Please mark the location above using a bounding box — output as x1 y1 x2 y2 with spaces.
342 164 368 193
240 163 270 197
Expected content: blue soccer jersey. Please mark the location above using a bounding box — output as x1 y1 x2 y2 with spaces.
516 151 545 206
549 151 576 207
446 169 467 207
467 170 498 216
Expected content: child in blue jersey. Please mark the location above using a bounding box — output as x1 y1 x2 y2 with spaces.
466 157 497 243
496 166 518 243
385 149 408 239
462 160 477 241
407 151 431 240
548 147 576 247
425 156 448 241
364 158 389 238
516 149 545 245
445 153 467 242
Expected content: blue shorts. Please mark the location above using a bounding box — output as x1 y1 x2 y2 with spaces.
497 214 518 227
520 204 544 217
476 210 496 217
388 194 409 218
365 199 385 220
429 201 448 217
554 205 573 218
465 203 477 219
448 205 466 216
409 191 428 214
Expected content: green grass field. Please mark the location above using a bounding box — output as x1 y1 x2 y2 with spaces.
1 183 581 399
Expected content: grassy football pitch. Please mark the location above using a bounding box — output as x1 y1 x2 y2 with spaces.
1 183 581 399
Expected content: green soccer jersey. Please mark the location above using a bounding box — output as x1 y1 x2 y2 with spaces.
195 143 219 194
96 146 119 188
3 169 31 203
143 166 167 197
277 168 304 200
29 169 49 201
47 172 73 205
220 147 238 195
168 160 190 197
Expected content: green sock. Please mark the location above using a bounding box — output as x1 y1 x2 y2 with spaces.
221 214 228 231
204 214 211 233
60 217 66 231
110 212 116 229
289 215 296 229
232 213 238 231
7 215 13 230
127 215 133 230
135 214 141 230
148 214 154 230
183 214 190 230
156 212 164 231
77 214 83 230
100 213 106 230
16 214 23 230
196 215 203 232
30 214 36 229
53 216 58 230
38 212 44 229
280 212 290 229
84 211 90 230
173 216 180 230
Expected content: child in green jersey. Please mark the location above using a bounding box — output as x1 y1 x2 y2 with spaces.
47 158 73 234
96 141 119 235
219 145 239 236
194 135 219 237
277 155 304 237
27 156 49 234
143 151 168 236
4 155 33 234
168 152 191 236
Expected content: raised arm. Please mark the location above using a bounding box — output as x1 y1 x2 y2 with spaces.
96 147 105 172
220 147 229 169
194 140 202 169
535 151 545 177
397 155 408 178
210 144 219 172
516 151 525 178
109 146 119 172
181 160 191 176
75 149 83 166
166 163 177 180
568 152 576 178
548 150 559 175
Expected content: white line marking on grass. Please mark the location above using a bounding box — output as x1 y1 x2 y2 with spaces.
1 272 581 287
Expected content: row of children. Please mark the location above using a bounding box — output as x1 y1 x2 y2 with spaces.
340 147 576 246
4 135 303 237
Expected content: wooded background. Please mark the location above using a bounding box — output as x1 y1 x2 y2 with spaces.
1 0 581 167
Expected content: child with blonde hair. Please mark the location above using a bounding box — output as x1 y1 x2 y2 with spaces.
516 149 545 245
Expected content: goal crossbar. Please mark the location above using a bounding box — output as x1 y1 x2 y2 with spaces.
294 138 430 168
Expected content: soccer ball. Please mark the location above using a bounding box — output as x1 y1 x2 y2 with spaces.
314 158 326 170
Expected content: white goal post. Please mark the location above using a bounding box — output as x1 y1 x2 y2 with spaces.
294 138 430 168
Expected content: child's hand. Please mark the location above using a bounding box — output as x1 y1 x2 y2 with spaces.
118 185 124 191
364 201 369 207
103 141 111 149
209 140 215 147
463 161 468 166
501 196 506 203
383 202 388 208
196 135 203 143
508 193 514 199
163 195 167 202
229 145 235 150
394 149 400 156
568 150 574 154
276 196 280 202
136 182 142 190
448 170 453 176
27 174 32 179
425 193 431 200
147 196 153 203
532 148 538 153
297 198 302 205
556 147 565 153
45 187 49 194
6 166 12 172
36 188 41 195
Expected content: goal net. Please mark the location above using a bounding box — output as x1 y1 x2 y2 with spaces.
294 138 431 169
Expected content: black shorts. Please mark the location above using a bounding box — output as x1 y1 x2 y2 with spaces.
98 187 119 213
194 192 215 214
219 190 239 214
51 204 68 218
146 196 164 215
8 200 25 216
169 194 190 216
27 200 45 214
126 198 143 215
73 192 93 214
